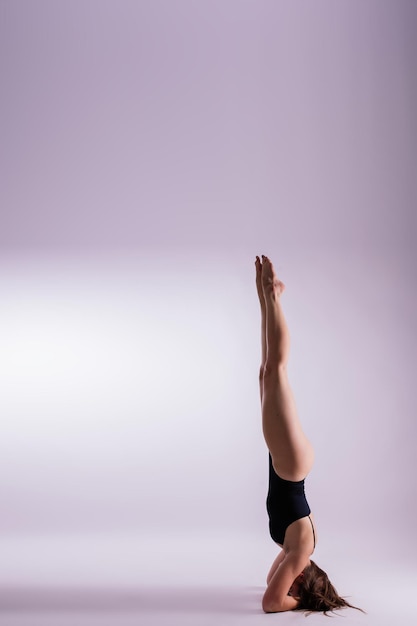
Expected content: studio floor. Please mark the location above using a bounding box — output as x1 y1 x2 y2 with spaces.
0 531 415 626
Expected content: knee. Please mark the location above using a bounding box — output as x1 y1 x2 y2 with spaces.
263 361 287 379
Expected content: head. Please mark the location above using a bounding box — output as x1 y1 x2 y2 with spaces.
293 560 364 615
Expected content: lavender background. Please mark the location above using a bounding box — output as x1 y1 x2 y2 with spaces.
1 1 416 624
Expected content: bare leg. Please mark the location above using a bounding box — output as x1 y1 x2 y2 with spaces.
255 256 267 403
257 255 314 481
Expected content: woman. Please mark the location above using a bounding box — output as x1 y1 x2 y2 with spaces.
256 255 361 614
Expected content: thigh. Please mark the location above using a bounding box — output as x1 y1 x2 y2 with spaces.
261 367 314 481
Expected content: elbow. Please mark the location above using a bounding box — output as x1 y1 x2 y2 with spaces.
262 591 272 613
262 594 297 613
262 600 273 613
262 597 278 613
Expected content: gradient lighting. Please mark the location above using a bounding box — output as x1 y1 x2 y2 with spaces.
0 0 416 624
1 257 251 535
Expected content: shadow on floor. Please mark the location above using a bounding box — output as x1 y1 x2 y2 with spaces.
0 585 265 615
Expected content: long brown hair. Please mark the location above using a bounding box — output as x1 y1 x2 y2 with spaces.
295 560 365 616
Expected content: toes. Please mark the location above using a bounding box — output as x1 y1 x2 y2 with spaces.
255 256 262 275
262 255 271 268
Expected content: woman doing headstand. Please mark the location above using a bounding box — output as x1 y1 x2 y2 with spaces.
256 255 360 614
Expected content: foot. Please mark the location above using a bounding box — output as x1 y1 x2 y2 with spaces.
261 255 286 298
255 256 266 308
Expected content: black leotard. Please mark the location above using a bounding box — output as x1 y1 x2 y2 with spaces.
266 453 314 546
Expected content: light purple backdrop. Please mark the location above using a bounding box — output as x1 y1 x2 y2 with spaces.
0 1 416 622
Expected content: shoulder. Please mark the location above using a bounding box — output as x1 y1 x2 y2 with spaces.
262 551 310 613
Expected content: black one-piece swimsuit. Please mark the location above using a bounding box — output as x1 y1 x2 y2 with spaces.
266 453 314 546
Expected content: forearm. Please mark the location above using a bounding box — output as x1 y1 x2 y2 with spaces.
262 593 299 613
